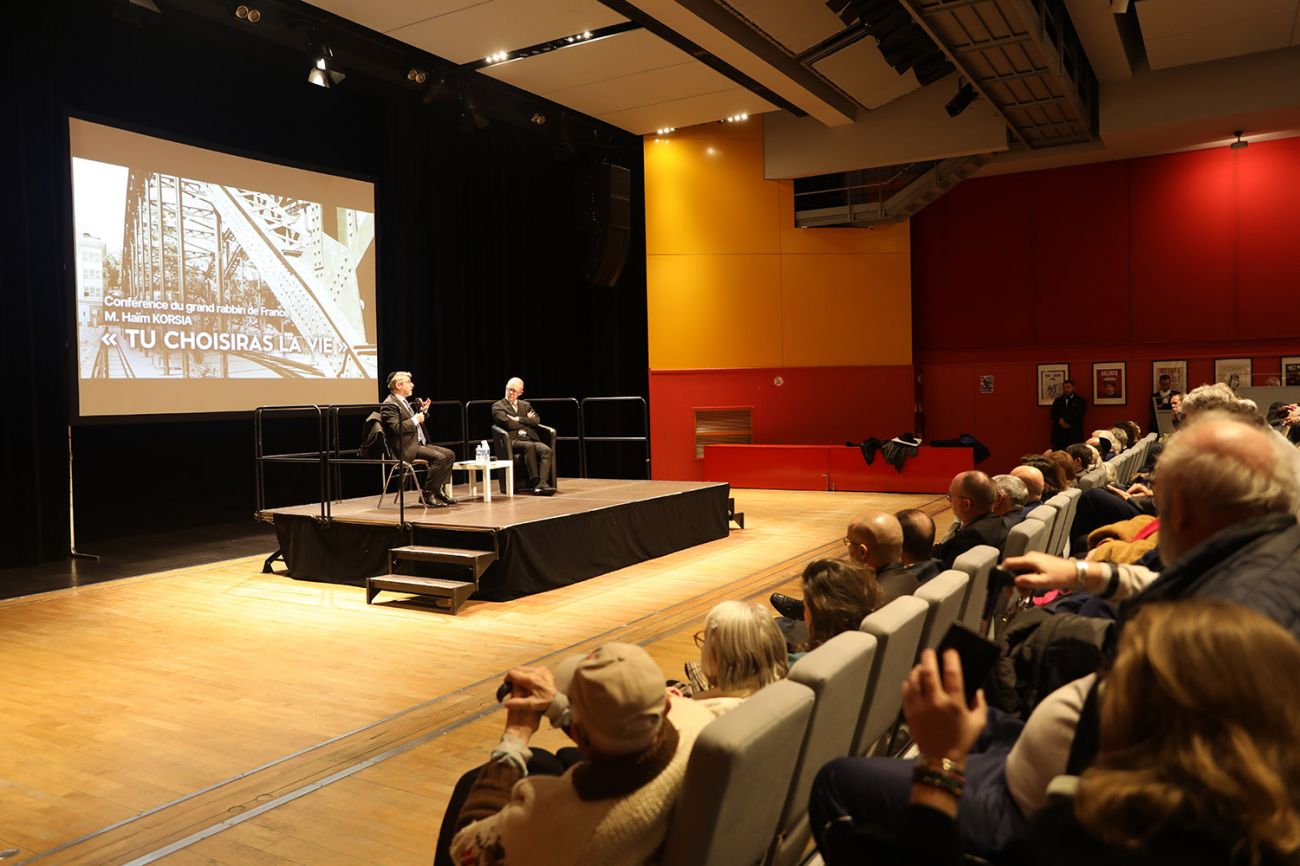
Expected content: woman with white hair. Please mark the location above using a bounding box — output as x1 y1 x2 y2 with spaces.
689 599 789 700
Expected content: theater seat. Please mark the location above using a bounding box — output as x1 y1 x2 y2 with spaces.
662 680 815 866
914 570 970 654
854 596 928 755
952 545 999 635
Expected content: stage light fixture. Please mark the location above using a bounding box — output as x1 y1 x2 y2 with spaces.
531 112 547 125
483 50 509 64
655 127 675 135
307 42 345 88
407 68 428 84
234 4 260 23
1230 129 1248 150
723 113 749 123
945 79 977 118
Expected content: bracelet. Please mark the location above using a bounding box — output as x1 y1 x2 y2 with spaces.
1100 562 1120 599
1074 559 1089 590
915 754 966 778
913 767 965 798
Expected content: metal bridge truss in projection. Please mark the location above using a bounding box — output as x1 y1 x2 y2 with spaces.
121 168 377 379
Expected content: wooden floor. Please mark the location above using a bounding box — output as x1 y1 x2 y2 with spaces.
0 488 949 866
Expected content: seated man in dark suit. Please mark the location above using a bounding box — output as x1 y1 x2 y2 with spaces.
491 377 555 494
895 508 943 583
771 509 919 629
933 470 1009 569
380 370 456 507
992 474 1030 528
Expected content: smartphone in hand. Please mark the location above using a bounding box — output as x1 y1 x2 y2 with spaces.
937 623 1001 705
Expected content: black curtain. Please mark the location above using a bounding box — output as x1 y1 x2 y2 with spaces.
0 0 647 568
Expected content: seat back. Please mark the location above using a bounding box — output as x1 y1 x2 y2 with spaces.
853 596 928 754
769 632 878 866
1024 504 1058 554
1055 487 1082 556
914 570 970 655
1041 494 1070 556
662 680 815 866
952 545 999 633
1077 467 1103 491
1003 518 1041 559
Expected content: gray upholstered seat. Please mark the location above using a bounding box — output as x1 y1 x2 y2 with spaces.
662 679 815 866
1056 486 1082 556
1003 517 1048 559
767 631 878 866
952 544 999 635
914 569 970 655
853 595 928 755
1024 503 1058 555
1040 494 1070 555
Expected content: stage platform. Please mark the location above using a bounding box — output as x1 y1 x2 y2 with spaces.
259 478 731 600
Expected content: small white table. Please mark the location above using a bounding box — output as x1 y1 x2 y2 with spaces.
451 459 514 502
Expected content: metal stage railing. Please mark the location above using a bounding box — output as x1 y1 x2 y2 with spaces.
580 396 650 480
253 395 649 526
253 405 328 521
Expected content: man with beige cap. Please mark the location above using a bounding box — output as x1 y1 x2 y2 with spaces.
448 642 722 866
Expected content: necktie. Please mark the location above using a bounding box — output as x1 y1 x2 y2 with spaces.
408 400 426 444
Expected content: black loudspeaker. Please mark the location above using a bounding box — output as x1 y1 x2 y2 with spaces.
582 162 631 287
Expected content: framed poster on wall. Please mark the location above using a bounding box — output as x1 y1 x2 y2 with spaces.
1215 357 1252 393
1093 361 1126 405
1151 359 1187 395
1037 363 1069 406
1282 357 1300 387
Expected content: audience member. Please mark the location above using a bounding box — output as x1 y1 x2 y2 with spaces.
992 474 1030 528
815 600 1300 866
446 643 722 866
690 600 788 700
771 510 912 624
794 559 881 659
1009 465 1044 510
1018 456 1065 499
1107 427 1129 452
934 471 1009 569
1045 450 1076 488
896 508 943 583
1064 443 1094 476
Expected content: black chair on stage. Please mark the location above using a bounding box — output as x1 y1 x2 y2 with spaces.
491 423 557 494
364 410 429 508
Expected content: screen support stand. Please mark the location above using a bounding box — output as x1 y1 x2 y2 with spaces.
69 425 100 561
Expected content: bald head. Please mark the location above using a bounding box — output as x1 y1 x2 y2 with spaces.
846 509 904 569
1010 465 1045 502
1156 414 1299 562
948 471 996 523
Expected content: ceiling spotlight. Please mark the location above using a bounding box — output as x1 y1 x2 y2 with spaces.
531 112 547 125
1230 129 1248 150
307 42 345 88
407 68 428 84
583 31 592 38
655 127 675 135
723 113 749 123
483 51 509 64
945 79 977 118
233 4 260 22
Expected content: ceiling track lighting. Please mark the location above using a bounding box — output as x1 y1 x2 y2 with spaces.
1230 129 1248 150
945 78 978 118
564 31 593 43
654 127 675 135
483 50 509 64
307 39 345 88
233 3 260 23
722 113 749 123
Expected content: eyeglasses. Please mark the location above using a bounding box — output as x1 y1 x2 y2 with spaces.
841 536 851 547
693 631 707 648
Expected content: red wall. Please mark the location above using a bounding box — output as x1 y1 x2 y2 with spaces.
913 138 1300 474
650 366 915 480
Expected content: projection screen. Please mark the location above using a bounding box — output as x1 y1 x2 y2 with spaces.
69 117 379 418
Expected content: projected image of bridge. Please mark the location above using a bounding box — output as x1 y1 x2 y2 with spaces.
76 162 377 381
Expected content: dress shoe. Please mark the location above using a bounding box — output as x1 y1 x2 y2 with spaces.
769 592 806 620
435 492 459 506
534 485 556 496
420 495 445 508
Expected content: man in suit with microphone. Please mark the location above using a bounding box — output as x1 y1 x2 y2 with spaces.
381 370 456 507
492 377 555 495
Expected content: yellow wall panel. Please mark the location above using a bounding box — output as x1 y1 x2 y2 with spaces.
645 115 912 370
644 124 780 256
647 254 784 370
779 253 912 367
